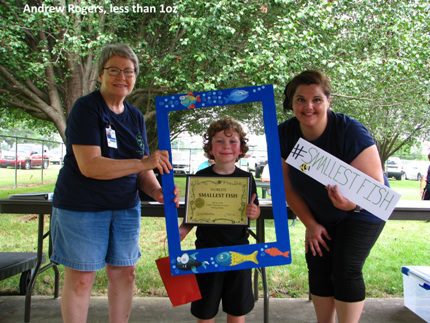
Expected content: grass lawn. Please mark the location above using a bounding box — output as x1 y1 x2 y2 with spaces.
0 175 429 298
389 179 422 200
0 165 60 192
0 167 421 200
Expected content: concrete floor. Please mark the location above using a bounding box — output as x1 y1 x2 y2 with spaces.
0 296 426 323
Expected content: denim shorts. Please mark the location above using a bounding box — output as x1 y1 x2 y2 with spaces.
50 204 141 271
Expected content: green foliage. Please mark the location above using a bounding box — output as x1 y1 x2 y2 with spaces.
0 108 57 137
0 0 429 155
322 1 430 162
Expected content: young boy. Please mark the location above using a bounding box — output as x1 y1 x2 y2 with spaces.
180 117 260 323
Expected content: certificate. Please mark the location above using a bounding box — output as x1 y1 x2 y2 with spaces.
184 176 250 225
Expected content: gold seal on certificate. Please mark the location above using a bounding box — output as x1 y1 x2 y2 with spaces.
185 176 250 225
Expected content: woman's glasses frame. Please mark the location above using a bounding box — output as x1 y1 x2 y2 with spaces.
103 66 136 78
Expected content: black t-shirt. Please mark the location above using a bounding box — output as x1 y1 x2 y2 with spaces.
194 165 259 248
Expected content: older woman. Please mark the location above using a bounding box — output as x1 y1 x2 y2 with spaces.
279 70 386 323
51 44 178 322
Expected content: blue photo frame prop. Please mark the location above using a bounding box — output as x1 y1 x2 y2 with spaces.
156 85 291 275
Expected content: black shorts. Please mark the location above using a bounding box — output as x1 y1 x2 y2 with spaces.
191 269 254 319
423 185 430 200
306 217 385 302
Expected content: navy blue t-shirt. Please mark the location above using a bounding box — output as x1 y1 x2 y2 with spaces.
53 90 149 211
194 166 259 248
278 110 384 225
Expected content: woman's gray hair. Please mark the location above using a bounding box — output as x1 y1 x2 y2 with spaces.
97 43 139 76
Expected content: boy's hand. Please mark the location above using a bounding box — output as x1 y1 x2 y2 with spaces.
172 186 180 207
179 223 193 241
246 193 260 220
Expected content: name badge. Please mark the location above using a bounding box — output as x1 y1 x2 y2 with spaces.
106 126 118 149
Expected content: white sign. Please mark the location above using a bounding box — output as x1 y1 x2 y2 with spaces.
286 138 400 221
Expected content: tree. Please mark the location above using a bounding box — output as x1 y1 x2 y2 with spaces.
0 107 56 136
0 0 115 143
243 0 430 163
322 0 430 163
0 0 277 148
1 0 429 161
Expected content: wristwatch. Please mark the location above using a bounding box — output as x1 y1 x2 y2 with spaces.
352 204 362 213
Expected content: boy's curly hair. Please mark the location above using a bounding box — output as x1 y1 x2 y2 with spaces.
203 117 249 161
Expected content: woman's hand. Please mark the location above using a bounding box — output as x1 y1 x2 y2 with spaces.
246 193 260 220
141 150 172 174
305 222 331 257
152 186 180 208
327 184 356 211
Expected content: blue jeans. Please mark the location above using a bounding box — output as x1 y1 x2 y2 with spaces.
50 204 141 271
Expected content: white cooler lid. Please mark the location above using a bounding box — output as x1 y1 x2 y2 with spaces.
402 266 430 282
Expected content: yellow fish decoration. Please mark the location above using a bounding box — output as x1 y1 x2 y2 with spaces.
215 250 259 266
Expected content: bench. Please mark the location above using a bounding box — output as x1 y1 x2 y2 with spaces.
0 252 46 294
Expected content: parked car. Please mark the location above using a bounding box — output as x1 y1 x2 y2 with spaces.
404 160 428 181
0 144 49 169
48 148 64 165
384 157 405 180
171 150 190 174
237 157 251 173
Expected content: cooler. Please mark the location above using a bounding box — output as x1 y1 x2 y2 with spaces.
401 266 430 322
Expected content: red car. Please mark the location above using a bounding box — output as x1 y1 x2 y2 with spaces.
0 144 49 169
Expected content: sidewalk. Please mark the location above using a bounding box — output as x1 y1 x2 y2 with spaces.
0 296 426 323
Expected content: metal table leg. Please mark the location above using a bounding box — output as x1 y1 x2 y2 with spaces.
260 267 269 323
23 213 59 322
256 216 269 323
23 214 44 322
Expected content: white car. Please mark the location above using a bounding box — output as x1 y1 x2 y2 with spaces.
171 150 191 174
385 157 405 180
403 160 428 181
48 148 65 165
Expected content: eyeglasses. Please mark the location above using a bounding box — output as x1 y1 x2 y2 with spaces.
103 66 136 78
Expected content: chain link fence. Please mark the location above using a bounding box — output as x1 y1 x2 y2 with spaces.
0 134 268 188
0 135 65 188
